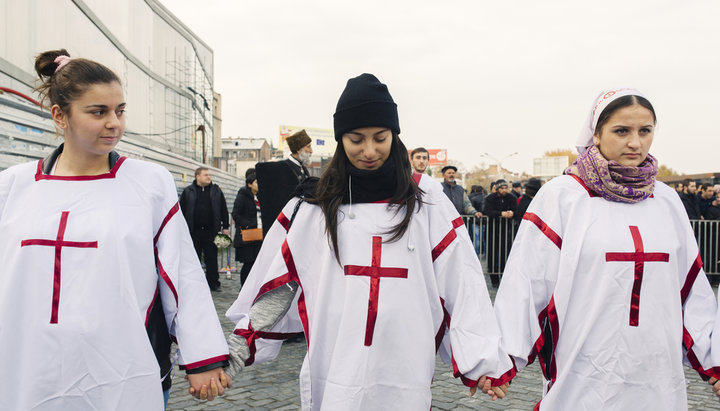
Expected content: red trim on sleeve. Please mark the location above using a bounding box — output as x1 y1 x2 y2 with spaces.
489 359 517 387
441 296 514 388
277 212 290 231
431 218 465 261
35 157 127 181
527 305 549 375
155 246 179 306
568 174 600 197
283 240 310 345
682 327 714 381
522 213 562 249
238 239 310 366
181 354 230 370
680 254 703 304
680 254 715 380
144 285 159 327
154 202 180 244
253 273 293 304
234 324 299 366
546 296 559 382
434 298 450 352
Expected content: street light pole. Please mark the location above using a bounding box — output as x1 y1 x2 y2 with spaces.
482 152 518 180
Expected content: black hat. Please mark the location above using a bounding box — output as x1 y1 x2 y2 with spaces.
441 165 457 173
524 177 542 196
495 179 508 188
333 73 400 141
512 182 522 188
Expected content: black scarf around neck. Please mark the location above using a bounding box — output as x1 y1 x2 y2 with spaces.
342 155 398 204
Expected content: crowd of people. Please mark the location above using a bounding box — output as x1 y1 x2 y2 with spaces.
2 50 720 410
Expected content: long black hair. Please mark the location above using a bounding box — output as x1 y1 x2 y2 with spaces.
308 132 423 264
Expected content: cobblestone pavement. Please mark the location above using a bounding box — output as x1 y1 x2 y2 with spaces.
167 263 720 410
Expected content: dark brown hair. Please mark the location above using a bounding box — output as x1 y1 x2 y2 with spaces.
195 166 209 176
308 132 423 264
410 147 429 158
595 95 657 134
34 49 121 113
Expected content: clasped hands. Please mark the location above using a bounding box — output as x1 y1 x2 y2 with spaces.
186 368 232 401
469 376 510 401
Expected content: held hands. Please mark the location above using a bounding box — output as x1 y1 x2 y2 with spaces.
501 211 514 218
709 377 720 399
187 368 232 401
222 229 230 235
469 376 509 401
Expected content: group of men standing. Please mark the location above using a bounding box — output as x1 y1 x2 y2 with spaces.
409 147 544 286
677 180 720 220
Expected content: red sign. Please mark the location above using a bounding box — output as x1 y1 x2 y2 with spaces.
408 149 447 166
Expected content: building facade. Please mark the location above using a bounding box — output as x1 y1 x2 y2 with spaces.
0 0 241 196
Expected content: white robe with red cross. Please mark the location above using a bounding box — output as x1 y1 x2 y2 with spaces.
493 174 717 411
226 174 514 410
0 158 229 410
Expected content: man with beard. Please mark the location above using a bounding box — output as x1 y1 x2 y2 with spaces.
285 129 313 182
441 165 482 218
482 179 516 287
410 147 429 175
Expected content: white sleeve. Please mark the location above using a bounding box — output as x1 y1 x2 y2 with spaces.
425 181 515 386
226 198 304 365
493 183 563 376
153 168 229 370
679 225 717 379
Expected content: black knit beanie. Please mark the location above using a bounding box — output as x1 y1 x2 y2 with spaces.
333 73 400 141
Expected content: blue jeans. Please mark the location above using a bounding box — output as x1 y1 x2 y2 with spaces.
163 389 170 409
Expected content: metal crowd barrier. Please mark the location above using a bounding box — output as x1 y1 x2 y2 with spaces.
461 216 719 277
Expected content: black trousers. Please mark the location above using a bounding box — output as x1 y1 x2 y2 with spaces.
192 232 219 289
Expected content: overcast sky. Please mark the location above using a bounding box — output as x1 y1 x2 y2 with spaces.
161 0 719 175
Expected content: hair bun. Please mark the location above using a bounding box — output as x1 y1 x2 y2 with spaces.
35 49 71 79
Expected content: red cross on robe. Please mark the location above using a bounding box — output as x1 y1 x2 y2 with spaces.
21 211 98 324
606 225 669 327
344 236 408 346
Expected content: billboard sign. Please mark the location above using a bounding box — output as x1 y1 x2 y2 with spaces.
408 148 447 166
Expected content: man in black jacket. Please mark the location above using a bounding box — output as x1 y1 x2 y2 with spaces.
179 167 230 291
483 179 516 287
679 180 701 220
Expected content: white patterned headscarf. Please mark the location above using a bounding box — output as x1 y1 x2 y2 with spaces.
576 88 647 154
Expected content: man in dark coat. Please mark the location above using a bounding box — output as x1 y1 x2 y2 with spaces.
679 180 701 220
514 178 542 226
482 179 516 287
232 173 261 286
179 167 230 291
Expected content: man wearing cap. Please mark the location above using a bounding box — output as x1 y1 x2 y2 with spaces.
509 182 523 200
441 165 482 218
482 179 517 287
284 129 313 182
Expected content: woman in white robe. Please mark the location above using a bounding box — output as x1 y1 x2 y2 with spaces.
493 88 718 410
0 49 230 410
225 73 514 410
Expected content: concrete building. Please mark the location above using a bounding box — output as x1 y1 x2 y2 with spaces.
220 137 272 177
0 0 241 196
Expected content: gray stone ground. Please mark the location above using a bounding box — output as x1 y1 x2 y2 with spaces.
167 258 720 410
